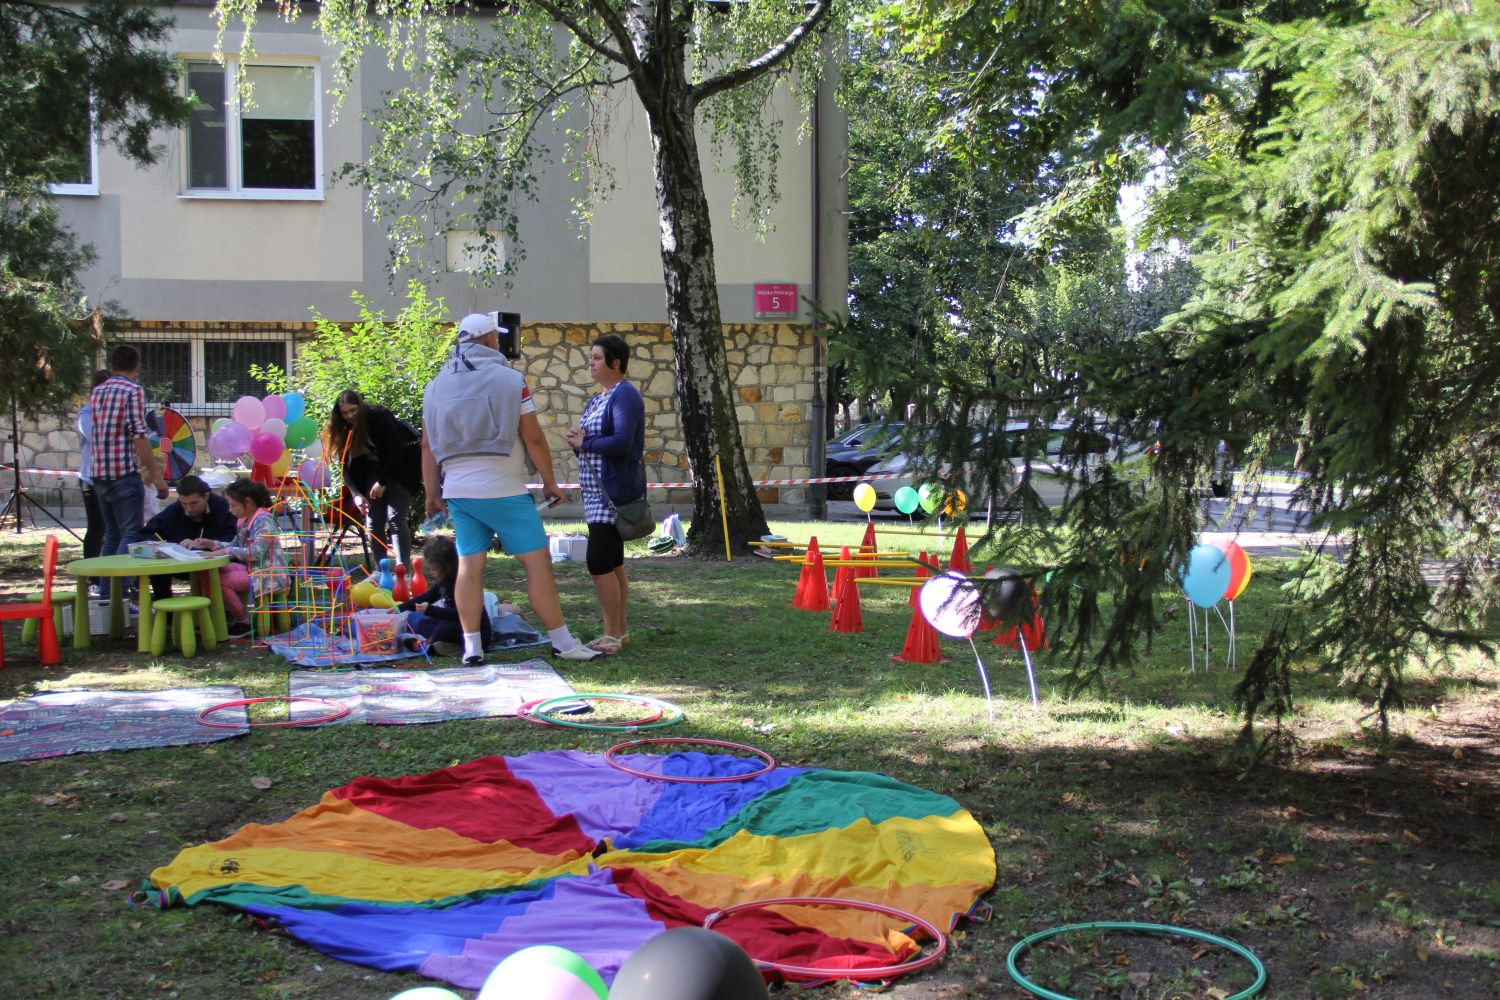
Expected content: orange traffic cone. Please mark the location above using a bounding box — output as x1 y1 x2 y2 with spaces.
803 541 831 612
831 546 854 605
856 521 879 578
948 524 971 575
790 535 818 608
892 599 944 663
910 551 932 608
829 566 864 634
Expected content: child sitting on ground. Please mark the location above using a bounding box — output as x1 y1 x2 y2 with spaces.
218 478 287 637
398 535 491 656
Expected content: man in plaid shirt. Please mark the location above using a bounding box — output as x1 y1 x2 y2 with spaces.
90 345 169 558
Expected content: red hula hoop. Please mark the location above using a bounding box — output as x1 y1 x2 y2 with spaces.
514 697 665 728
604 737 776 783
197 696 350 729
704 896 948 981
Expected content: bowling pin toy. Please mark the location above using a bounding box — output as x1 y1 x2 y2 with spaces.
378 557 395 592
412 556 427 595
392 563 410 603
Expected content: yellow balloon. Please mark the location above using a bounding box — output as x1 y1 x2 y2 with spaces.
350 580 377 608
270 446 292 478
368 590 396 609
852 482 876 513
944 489 968 515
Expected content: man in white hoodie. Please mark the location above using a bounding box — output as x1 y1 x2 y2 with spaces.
421 313 599 664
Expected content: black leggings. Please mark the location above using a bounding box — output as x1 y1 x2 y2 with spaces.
587 521 625 576
366 481 414 567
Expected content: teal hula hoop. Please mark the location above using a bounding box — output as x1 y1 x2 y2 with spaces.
531 693 685 731
1006 921 1266 1000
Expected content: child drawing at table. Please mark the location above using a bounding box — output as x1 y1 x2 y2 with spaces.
216 478 287 637
397 535 491 655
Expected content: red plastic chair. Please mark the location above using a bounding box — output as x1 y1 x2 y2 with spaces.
0 535 62 668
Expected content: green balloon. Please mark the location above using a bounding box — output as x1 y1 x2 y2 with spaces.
894 485 920 515
284 416 318 449
918 482 942 514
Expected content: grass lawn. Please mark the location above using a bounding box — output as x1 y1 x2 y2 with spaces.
0 520 1496 999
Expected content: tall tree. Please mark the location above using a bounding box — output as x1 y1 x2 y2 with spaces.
217 0 845 554
0 0 192 412
861 0 1500 757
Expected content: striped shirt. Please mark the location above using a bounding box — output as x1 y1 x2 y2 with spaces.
88 375 150 480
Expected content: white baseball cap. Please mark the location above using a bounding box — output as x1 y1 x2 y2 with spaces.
456 313 498 343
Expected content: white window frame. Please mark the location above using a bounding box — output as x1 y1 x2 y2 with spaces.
123 332 296 417
49 108 99 196
179 55 324 201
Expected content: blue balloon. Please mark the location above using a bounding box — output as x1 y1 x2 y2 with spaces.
1180 543 1231 609
283 391 306 423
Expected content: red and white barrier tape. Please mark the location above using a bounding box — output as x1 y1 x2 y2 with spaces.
527 472 906 491
2 464 80 478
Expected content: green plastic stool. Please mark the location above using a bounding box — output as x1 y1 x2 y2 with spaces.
21 590 72 645
150 596 216 657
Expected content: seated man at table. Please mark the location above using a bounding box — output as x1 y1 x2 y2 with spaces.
135 475 238 601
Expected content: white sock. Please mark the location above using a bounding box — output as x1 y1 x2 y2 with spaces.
462 631 483 660
548 625 577 652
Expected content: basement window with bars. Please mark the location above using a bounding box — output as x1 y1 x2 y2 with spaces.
118 335 292 416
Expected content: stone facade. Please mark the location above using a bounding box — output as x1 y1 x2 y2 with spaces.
10 320 817 511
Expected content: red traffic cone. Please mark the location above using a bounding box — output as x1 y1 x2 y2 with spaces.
910 551 933 608
790 535 818 608
831 546 854 605
892 599 944 663
829 568 864 633
948 524 971 575
856 521 879 578
803 542 831 612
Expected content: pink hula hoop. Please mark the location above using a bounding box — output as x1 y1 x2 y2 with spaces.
604 737 776 783
703 896 948 981
514 697 665 728
197 696 350 729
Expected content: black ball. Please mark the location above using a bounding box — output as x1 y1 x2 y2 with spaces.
608 928 768 1000
983 567 1031 624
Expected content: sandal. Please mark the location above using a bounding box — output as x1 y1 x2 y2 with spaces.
586 634 623 655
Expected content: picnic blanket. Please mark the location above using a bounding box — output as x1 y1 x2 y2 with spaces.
286 659 574 725
146 750 996 989
0 686 248 762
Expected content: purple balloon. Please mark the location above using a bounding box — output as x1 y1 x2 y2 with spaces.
250 432 285 465
298 458 330 489
262 394 287 420
207 431 239 462
218 421 253 456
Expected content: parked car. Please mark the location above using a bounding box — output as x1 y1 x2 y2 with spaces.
824 421 906 500
868 420 1122 515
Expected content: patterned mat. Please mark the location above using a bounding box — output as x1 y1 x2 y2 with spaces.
0 687 249 763
287 659 574 726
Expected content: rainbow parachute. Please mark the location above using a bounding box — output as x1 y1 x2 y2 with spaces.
148 750 995 989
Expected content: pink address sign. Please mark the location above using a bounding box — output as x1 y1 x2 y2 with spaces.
754 283 798 318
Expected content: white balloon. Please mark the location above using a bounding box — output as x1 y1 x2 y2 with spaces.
919 572 982 638
304 436 324 459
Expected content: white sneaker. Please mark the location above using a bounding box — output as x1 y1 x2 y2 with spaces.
552 643 602 662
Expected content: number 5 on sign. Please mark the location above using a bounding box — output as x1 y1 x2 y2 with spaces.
754 283 797 319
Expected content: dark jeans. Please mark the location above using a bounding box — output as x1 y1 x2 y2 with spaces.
366 481 414 567
95 474 144 558
82 483 105 594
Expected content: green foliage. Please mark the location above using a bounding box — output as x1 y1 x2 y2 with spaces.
253 281 453 430
0 1 192 414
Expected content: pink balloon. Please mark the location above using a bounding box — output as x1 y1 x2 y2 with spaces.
919 572 982 638
262 394 287 420
250 432 285 465
232 395 265 430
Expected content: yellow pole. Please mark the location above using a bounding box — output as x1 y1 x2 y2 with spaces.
715 453 732 562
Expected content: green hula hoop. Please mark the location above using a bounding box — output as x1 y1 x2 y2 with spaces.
1006 921 1266 1000
531 693 685 731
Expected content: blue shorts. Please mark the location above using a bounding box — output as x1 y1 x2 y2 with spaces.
447 496 548 558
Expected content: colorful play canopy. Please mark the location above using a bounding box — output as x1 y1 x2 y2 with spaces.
148 750 995 990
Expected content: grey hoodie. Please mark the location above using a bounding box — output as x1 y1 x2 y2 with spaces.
421 343 524 467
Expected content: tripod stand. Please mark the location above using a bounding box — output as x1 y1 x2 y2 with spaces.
0 395 82 541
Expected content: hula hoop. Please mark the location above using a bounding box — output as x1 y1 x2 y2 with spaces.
531 693 684 731
1006 922 1267 1000
704 896 947 981
197 696 350 729
515 697 664 728
605 737 776 783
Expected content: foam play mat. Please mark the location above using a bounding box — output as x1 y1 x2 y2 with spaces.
287 659 574 725
146 749 996 989
0 687 248 762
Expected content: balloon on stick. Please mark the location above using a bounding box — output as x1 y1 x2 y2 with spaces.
1180 543 1232 609
477 945 607 1000
919 572 982 638
944 488 968 516
893 486 920 516
980 566 1030 628
917 482 942 514
282 391 306 423
852 482 876 513
1222 541 1253 601
262 394 287 421
608 928 768 1000
250 432 286 465
232 395 265 430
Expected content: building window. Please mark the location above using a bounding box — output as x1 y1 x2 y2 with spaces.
120 335 292 415
49 101 99 196
184 59 321 198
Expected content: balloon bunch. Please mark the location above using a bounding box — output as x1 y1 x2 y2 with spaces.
207 392 330 487
1178 539 1254 671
